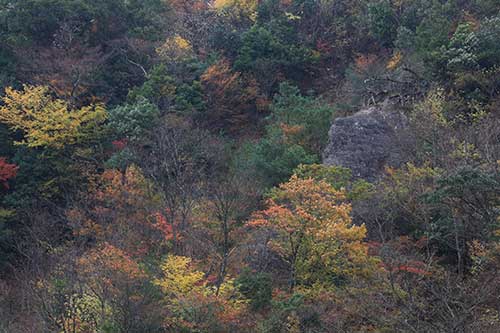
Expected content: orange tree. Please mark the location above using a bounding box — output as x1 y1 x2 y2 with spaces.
67 165 167 258
249 174 376 290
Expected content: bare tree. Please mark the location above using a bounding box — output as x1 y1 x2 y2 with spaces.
138 117 222 255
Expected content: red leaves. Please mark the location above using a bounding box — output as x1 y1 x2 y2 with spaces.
393 261 431 276
0 157 18 189
112 138 128 150
383 259 431 276
366 241 383 256
154 211 174 240
379 237 432 276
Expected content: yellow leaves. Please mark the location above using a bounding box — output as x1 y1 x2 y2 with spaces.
154 255 247 329
317 219 366 243
98 165 150 204
156 35 193 61
0 85 106 148
213 0 258 21
201 60 241 94
269 175 349 217
280 123 305 145
285 312 301 333
284 12 301 21
173 35 191 50
386 51 402 70
413 88 448 127
468 239 500 275
155 255 205 297
469 239 487 272
250 174 377 287
60 293 109 333
449 140 482 162
382 163 441 201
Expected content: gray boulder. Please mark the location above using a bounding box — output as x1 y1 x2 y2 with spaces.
323 104 409 181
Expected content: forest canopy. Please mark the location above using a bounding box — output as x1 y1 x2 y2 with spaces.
0 0 500 332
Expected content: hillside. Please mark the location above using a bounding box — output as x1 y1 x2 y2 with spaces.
0 1 500 332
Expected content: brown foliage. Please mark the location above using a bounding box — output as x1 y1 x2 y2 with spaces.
200 59 266 135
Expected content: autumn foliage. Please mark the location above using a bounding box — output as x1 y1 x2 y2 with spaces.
0 85 106 148
200 59 264 134
250 174 375 289
1 0 500 332
0 158 17 189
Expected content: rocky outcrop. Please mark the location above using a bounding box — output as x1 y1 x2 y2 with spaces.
323 104 409 181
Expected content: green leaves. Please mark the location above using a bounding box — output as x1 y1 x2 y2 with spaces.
234 83 332 187
235 269 272 311
368 0 398 47
127 64 176 109
235 24 317 75
108 97 159 142
236 126 318 188
269 83 333 155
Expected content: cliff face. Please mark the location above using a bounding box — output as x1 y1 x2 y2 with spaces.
323 105 409 181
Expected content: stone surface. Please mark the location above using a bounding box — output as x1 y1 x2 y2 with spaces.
323 104 408 181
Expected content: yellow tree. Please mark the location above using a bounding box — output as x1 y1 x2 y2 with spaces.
213 0 259 21
154 255 249 331
154 255 205 298
0 85 106 148
156 35 193 62
249 175 374 290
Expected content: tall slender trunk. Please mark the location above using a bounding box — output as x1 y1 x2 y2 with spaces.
453 218 463 278
216 214 229 296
